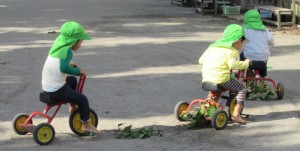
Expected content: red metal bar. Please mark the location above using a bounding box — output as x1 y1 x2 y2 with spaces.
23 76 86 126
77 75 86 94
24 101 67 124
237 70 244 78
21 76 87 131
47 104 62 123
186 90 224 112
239 69 277 89
24 112 51 124
186 99 205 111
43 101 67 114
243 77 277 89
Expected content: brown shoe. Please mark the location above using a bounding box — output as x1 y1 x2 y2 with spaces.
231 116 247 124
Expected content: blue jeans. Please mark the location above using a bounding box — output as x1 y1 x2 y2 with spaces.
46 76 90 121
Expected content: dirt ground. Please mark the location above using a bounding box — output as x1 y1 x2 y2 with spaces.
0 0 300 150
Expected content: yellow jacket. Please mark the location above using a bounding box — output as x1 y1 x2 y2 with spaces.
199 47 249 84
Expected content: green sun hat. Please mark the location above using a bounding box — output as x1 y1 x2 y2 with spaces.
209 24 245 48
243 9 266 30
49 21 92 59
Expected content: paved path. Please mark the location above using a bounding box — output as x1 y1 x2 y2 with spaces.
0 0 300 150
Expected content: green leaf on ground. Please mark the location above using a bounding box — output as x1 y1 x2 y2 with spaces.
114 123 163 139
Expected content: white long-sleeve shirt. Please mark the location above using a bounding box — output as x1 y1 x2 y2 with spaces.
242 28 274 61
42 55 67 92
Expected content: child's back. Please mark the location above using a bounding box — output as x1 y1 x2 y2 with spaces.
241 9 274 78
242 9 274 62
243 28 274 61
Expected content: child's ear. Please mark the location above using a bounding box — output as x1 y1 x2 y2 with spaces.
239 39 244 44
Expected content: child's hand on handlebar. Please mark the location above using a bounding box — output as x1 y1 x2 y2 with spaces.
245 59 251 62
80 68 87 76
70 62 77 68
245 59 252 66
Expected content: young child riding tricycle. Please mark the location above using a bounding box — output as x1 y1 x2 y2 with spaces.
174 24 251 128
12 21 100 145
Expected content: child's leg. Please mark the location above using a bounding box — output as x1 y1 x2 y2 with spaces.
258 63 267 78
220 79 247 124
47 84 100 134
249 61 267 77
62 87 100 134
66 76 77 90
66 76 78 113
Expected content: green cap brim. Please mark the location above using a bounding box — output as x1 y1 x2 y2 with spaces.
80 33 92 40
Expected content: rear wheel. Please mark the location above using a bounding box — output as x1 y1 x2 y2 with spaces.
211 110 228 130
226 95 245 119
69 108 98 136
174 101 189 121
226 98 236 119
12 113 33 135
277 83 284 100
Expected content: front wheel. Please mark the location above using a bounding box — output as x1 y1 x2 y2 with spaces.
211 110 228 130
12 113 33 135
69 108 98 136
277 83 284 100
33 123 55 145
174 101 189 121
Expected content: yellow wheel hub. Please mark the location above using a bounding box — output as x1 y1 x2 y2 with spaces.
37 126 53 143
229 99 236 116
178 104 188 115
16 117 27 132
216 112 227 127
73 113 96 133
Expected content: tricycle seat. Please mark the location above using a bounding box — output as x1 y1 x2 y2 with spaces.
202 82 222 93
39 92 60 105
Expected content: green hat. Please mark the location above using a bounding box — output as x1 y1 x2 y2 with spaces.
210 24 245 48
49 21 92 59
243 9 266 30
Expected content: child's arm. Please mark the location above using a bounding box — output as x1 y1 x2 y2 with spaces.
227 51 250 70
266 28 274 46
60 50 80 76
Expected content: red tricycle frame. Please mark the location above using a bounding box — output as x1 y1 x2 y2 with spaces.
22 76 86 125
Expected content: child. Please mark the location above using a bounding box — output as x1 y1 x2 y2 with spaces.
241 9 274 78
42 21 100 135
199 24 251 124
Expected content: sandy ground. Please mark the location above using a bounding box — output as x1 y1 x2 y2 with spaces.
0 0 300 150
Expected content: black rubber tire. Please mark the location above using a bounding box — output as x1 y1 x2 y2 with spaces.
12 113 33 135
33 123 55 145
174 101 189 121
277 83 284 100
226 97 236 119
211 110 228 130
69 108 98 136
